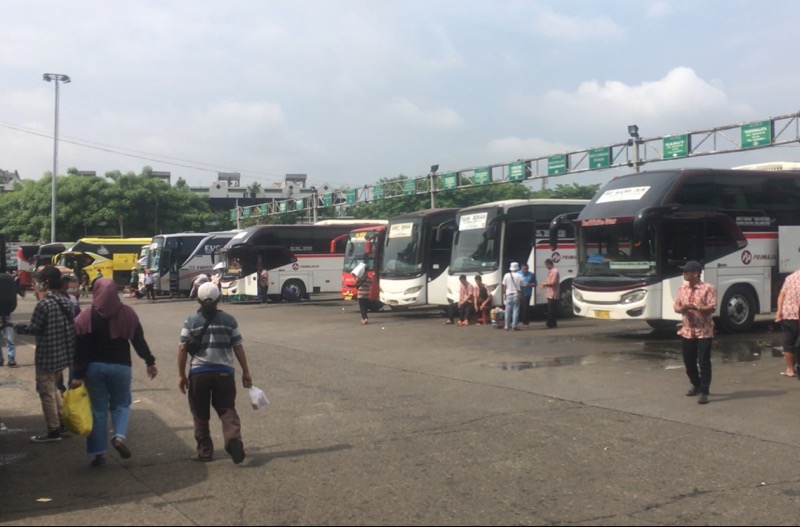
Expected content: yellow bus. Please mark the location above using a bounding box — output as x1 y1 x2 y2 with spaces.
55 237 152 287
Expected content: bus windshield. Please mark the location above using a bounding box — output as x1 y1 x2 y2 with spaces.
576 219 657 277
344 229 381 272
381 220 423 277
450 210 501 273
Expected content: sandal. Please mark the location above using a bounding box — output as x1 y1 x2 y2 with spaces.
190 453 213 462
90 454 106 467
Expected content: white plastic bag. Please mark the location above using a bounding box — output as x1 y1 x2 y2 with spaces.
248 386 269 410
351 262 366 279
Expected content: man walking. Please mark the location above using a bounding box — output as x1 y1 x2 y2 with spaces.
16 265 76 442
143 269 155 301
776 265 800 377
673 260 717 405
541 259 560 329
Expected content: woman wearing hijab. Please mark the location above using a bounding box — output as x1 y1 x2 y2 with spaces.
71 278 158 467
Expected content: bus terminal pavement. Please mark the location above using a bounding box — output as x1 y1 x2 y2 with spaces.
2 293 800 526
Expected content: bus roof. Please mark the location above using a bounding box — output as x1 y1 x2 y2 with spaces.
226 222 385 249
457 198 590 213
314 219 388 226
387 208 461 223
70 237 151 247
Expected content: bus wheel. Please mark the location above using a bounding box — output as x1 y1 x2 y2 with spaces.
719 285 756 333
558 283 575 318
368 301 384 312
281 280 306 302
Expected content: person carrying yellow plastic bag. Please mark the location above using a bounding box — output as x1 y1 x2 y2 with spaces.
62 385 92 436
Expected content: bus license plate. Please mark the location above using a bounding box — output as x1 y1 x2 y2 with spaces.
593 310 610 319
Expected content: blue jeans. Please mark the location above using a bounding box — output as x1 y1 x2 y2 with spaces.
85 362 132 456
504 295 520 329
0 326 15 362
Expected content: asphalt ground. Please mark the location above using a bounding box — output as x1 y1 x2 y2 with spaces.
1 293 798 526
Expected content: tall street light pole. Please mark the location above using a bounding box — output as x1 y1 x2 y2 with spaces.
43 73 71 243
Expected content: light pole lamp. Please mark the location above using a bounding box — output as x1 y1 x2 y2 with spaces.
43 73 71 243
627 124 641 173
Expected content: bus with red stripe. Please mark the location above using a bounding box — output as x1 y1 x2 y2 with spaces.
561 166 800 332
341 225 385 307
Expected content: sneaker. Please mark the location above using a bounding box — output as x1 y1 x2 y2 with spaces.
698 393 709 405
31 429 62 443
685 386 700 397
226 438 246 464
7 360 16 368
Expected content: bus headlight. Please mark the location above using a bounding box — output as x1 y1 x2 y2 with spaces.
620 289 646 305
573 289 584 302
404 285 423 295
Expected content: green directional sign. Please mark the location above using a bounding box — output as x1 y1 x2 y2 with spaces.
588 148 611 169
442 172 458 189
403 179 416 195
345 189 357 204
295 199 304 211
242 207 251 219
322 193 333 207
741 120 773 148
474 167 491 185
548 154 568 175
259 204 267 215
662 134 690 158
279 201 287 213
508 162 527 181
373 184 384 200
230 209 237 221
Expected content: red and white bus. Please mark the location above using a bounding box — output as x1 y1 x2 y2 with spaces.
220 220 386 302
341 225 386 308
568 166 800 332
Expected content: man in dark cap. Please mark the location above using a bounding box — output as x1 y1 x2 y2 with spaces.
673 260 717 404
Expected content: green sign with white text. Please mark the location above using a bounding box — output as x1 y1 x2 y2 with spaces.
279 201 287 213
322 194 332 207
547 154 568 175
403 179 416 195
442 172 458 189
474 167 491 185
346 189 356 204
663 134 690 158
741 120 773 148
295 199 304 211
588 148 611 169
508 162 527 181
373 184 384 200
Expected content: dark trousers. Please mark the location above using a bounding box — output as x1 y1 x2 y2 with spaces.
448 302 473 323
188 371 242 458
259 285 269 303
145 284 155 300
358 297 370 320
682 337 713 395
520 295 531 324
546 298 560 328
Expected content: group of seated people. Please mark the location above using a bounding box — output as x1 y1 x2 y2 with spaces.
444 274 493 326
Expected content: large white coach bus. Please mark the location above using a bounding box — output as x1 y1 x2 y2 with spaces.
448 199 589 313
567 166 800 332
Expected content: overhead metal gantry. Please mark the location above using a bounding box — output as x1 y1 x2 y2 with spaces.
231 110 800 221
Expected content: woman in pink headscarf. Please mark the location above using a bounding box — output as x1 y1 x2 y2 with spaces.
70 278 158 467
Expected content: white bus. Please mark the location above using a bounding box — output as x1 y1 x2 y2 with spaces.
449 199 589 314
569 167 800 332
378 208 459 308
145 232 209 295
220 220 386 302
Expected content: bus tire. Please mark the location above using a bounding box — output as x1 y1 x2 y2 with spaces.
558 281 575 318
281 280 306 302
718 285 756 333
368 301 384 312
646 319 678 332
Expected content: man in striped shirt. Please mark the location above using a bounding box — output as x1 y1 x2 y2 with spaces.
178 282 252 463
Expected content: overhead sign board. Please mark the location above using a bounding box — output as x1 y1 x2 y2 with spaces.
403 179 416 195
442 172 458 189
663 134 690 158
373 184 384 200
588 148 611 169
741 120 773 148
508 162 527 181
547 154 568 175
473 167 491 185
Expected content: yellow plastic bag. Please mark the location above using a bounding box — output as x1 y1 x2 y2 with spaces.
62 385 93 436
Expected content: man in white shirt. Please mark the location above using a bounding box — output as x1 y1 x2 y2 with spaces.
502 262 523 331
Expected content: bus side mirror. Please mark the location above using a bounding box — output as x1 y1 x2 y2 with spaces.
549 212 579 251
633 204 678 246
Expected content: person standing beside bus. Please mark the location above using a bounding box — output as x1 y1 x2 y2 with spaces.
143 269 155 302
673 260 717 405
540 259 561 329
258 267 269 304
517 264 536 326
474 275 492 324
502 263 523 331
775 266 800 378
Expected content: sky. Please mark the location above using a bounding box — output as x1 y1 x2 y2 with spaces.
3 0 800 192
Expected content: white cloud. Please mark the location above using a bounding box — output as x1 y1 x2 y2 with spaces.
532 8 623 41
383 98 466 130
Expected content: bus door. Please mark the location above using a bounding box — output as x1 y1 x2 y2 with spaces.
426 220 455 305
